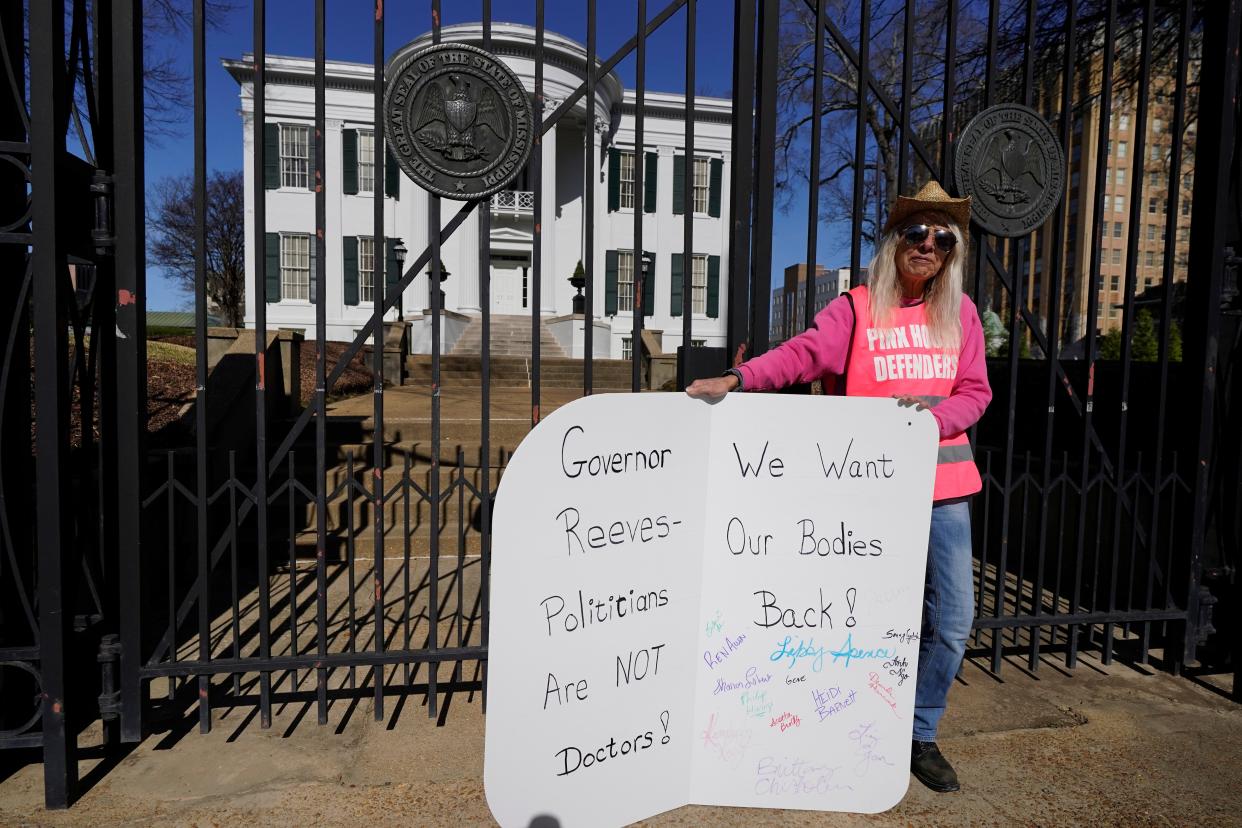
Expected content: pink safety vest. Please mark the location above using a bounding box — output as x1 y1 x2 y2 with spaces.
841 286 982 501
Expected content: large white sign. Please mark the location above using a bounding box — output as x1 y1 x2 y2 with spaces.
484 393 938 827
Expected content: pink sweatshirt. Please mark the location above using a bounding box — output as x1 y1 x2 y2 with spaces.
736 293 992 439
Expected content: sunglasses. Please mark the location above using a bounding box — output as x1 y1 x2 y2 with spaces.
900 224 958 253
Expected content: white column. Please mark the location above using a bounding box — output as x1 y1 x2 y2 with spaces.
539 108 559 314
456 202 481 312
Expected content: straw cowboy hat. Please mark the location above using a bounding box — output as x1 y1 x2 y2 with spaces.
881 180 972 238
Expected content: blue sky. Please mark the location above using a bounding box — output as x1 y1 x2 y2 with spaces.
145 0 847 310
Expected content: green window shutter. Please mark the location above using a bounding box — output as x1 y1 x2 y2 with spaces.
342 129 358 195
672 155 685 215
386 238 401 291
708 157 723 217
306 125 316 192
343 236 359 306
308 237 317 304
264 124 280 189
642 251 655 316
644 152 657 213
385 146 400 199
607 148 621 212
670 252 684 316
707 255 720 318
605 250 618 315
265 232 280 302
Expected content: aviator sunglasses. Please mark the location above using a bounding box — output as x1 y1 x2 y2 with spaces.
900 224 958 253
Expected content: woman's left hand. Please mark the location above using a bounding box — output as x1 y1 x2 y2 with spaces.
893 394 929 411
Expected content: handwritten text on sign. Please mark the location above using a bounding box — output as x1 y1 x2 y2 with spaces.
484 394 938 827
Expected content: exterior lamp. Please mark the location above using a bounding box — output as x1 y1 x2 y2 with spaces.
569 259 586 315
392 240 407 317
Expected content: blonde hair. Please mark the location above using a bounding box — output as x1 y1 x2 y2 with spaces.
865 210 966 350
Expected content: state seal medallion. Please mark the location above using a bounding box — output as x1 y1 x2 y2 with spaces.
385 43 534 200
953 103 1064 238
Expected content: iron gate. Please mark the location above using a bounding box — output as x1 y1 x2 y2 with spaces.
4 0 1240 809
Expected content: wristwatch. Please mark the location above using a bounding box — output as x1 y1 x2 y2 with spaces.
723 368 744 391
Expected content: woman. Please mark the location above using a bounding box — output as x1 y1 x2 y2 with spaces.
687 180 991 793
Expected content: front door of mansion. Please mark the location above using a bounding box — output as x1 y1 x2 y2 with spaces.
490 252 530 314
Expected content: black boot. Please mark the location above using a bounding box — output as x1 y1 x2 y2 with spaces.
911 740 960 792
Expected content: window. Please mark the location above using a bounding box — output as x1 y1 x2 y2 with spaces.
1106 139 1112 157
691 338 706 348
1118 141 1128 159
691 254 708 315
1113 221 1123 238
358 237 375 302
1114 195 1124 212
1149 197 1158 213
1150 143 1162 161
280 124 310 188
1110 275 1120 292
281 233 311 300
1144 277 1153 290
1149 171 1160 187
357 130 375 193
1147 224 1156 240
1109 306 1118 319
619 151 635 209
1162 198 1168 214
1112 249 1121 265
1116 168 1126 186
1119 112 1130 131
1145 250 1155 267
1181 200 1191 217
1183 173 1193 190
621 337 633 360
1153 117 1163 134
693 157 710 214
617 250 635 310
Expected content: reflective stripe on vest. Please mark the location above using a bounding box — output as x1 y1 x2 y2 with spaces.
843 286 982 500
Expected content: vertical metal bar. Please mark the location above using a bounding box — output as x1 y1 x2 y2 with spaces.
533 0 544 418
895 0 912 198
583 0 596 394
402 450 412 687
632 0 647 392
749 0 778 357
1105 0 1156 666
112 0 147 744
165 454 175 690
1143 0 1192 661
346 452 357 690
370 0 387 722
726 0 757 367
230 454 241 693
1068 0 1116 669
1181 0 1240 666
1030 0 1076 672
939 0 957 184
193 0 212 732
252 0 273 728
479 0 492 708
847 0 870 293
799 0 819 330
30 0 76 804
681 0 697 383
428 0 443 720
287 455 298 663
311 0 328 725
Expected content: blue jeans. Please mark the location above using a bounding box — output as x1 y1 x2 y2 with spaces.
913 500 975 742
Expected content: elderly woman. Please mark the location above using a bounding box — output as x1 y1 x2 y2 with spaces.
688 180 991 793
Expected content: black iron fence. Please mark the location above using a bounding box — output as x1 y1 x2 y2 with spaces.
4 0 1240 810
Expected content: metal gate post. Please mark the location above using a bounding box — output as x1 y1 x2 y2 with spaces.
111 0 148 743
1181 0 1241 668
726 0 757 368
29 0 77 809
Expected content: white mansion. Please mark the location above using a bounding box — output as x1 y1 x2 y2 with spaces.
225 23 734 359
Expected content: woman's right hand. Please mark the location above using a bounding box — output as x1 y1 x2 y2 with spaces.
686 374 739 399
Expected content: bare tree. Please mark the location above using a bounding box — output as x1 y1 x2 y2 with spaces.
148 170 245 326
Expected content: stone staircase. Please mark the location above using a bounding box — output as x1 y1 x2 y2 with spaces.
450 313 566 357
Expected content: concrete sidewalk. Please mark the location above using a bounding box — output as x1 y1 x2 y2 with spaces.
1 655 1237 827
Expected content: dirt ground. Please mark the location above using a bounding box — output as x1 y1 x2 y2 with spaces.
0 655 1237 827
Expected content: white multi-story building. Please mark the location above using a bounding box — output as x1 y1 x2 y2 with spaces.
224 23 734 359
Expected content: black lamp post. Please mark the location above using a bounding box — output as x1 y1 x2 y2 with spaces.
392 240 407 318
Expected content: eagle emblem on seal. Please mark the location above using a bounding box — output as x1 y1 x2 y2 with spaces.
414 74 508 163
